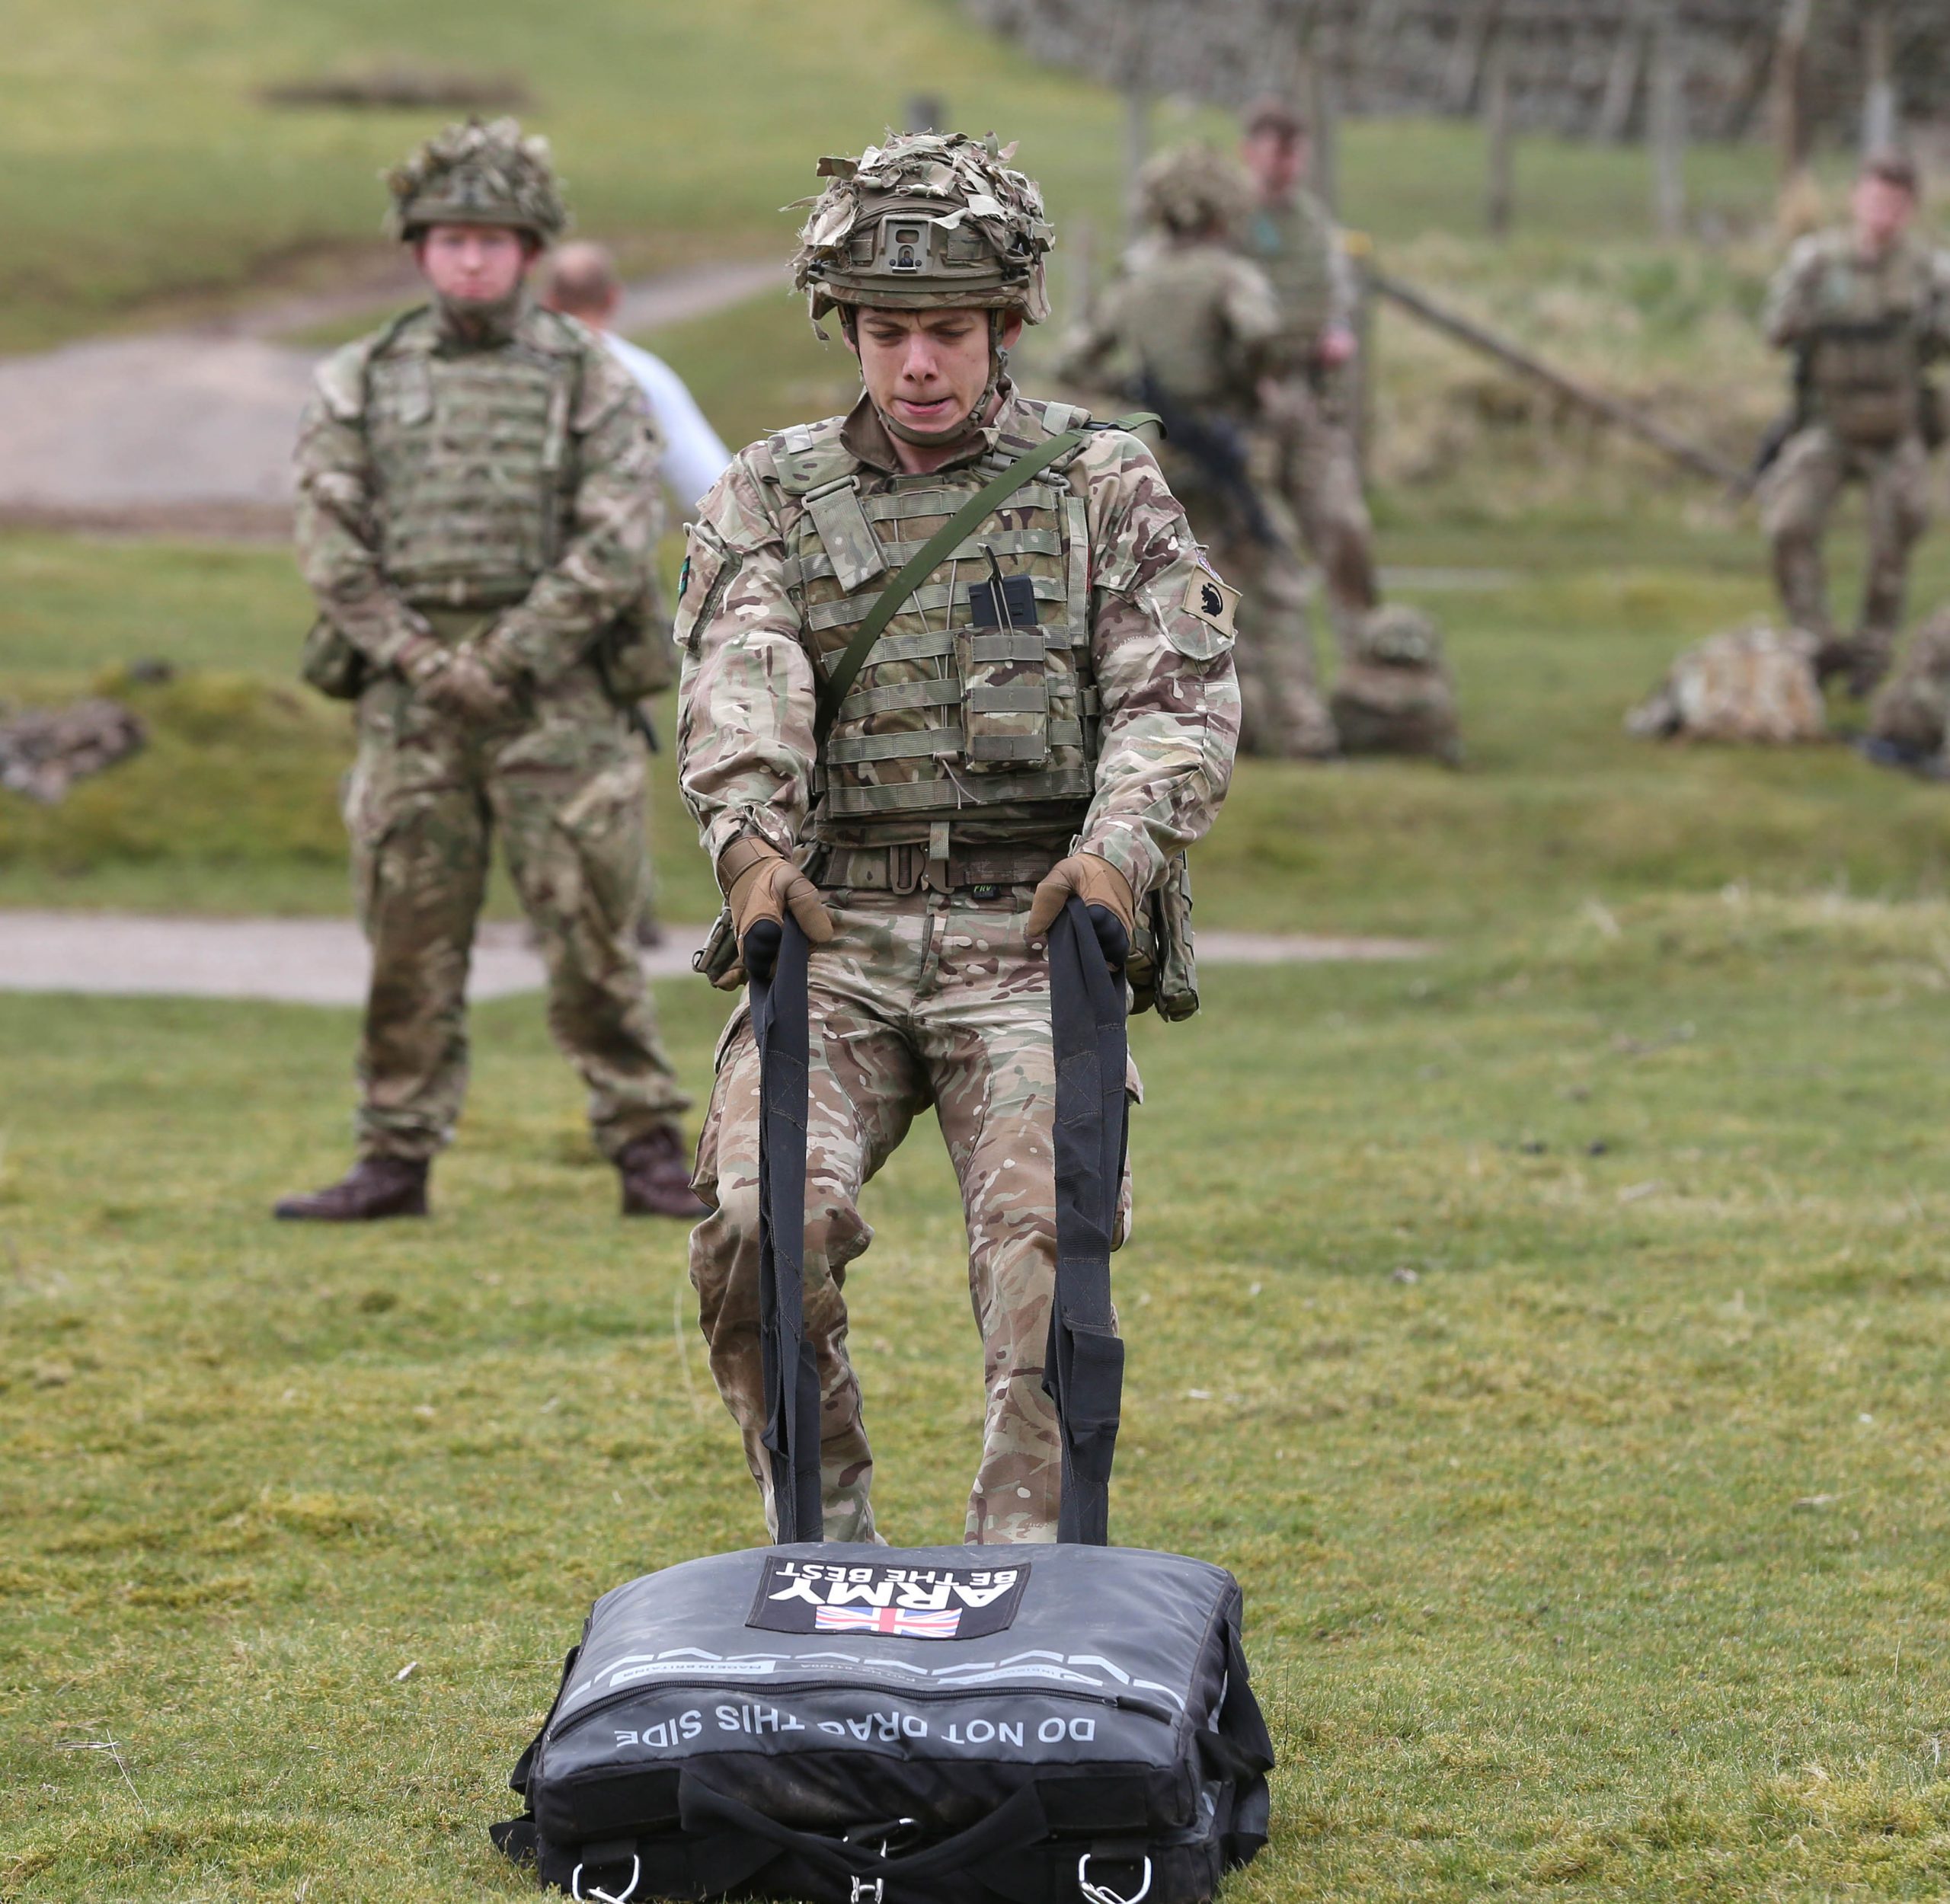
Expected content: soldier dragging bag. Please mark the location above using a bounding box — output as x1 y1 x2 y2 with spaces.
494 129 1274 1904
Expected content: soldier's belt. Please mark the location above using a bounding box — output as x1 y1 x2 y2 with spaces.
817 842 1063 895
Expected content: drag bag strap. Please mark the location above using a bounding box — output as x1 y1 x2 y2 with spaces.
750 914 822 1543
814 428 1089 749
1047 895 1128 1545
679 1772 1050 1884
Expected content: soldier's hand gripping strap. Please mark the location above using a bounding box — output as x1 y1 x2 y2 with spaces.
811 414 1162 749
750 915 823 1544
1046 893 1128 1545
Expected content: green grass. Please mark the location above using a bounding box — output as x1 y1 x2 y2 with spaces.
0 0 1814 353
8 891 1950 1898
8 462 1950 934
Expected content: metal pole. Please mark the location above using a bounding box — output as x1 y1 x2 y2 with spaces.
1309 19 1342 217
1771 0 1815 183
1483 19 1513 238
1649 1 1687 240
1369 269 1746 487
1595 3 1647 145
1862 1 1897 155
1124 85 1152 244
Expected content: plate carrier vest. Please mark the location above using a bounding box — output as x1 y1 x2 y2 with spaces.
767 399 1104 858
1807 243 1929 446
363 307 583 609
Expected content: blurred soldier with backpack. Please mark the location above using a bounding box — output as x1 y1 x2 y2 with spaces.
1059 141 1335 758
1238 97 1459 761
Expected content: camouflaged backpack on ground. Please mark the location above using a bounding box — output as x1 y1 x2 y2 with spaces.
1330 605 1460 762
1626 624 1826 745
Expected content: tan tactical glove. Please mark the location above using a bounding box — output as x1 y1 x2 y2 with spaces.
718 836 836 982
1025 852 1136 966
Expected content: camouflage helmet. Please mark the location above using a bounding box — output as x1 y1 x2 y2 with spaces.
1138 142 1255 240
1352 604 1446 669
791 132 1054 326
385 117 568 244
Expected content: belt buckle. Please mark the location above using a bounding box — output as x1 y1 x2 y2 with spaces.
889 845 921 896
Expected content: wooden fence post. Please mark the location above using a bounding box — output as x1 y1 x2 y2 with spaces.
1483 16 1513 238
1649 0 1687 240
1861 0 1897 155
1770 0 1814 184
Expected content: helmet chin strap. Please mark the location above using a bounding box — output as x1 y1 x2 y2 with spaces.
862 309 1011 449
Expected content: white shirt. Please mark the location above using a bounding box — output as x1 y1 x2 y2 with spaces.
599 332 732 518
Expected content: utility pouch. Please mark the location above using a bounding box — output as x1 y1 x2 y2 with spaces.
1127 852 1200 1022
693 907 743 992
961 558 1050 770
299 617 369 701
591 589 678 702
1922 381 1947 452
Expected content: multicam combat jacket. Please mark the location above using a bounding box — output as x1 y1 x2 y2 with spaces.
674 388 1240 899
293 297 663 680
1243 188 1356 359
1763 228 1950 444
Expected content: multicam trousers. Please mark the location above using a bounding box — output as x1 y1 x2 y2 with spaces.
1760 424 1932 669
1257 375 1379 647
344 654 689 1163
1176 476 1336 761
689 883 1132 1548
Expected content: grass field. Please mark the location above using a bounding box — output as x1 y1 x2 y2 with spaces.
8 889 1950 1899
8 474 1950 934
0 0 1825 354
11 11 1950 1893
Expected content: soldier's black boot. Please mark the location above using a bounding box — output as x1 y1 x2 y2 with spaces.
273 1156 430 1222
618 1127 708 1219
1846 629 1895 702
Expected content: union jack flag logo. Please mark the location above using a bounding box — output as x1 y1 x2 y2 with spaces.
814 1605 964 1640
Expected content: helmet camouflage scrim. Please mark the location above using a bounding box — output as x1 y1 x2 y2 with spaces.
1138 141 1255 240
385 117 569 244
791 132 1054 328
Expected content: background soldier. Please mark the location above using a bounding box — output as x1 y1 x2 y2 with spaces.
1237 95 1374 643
1758 150 1950 699
1238 97 1459 760
1059 141 1335 759
676 133 1239 1544
277 119 702 1222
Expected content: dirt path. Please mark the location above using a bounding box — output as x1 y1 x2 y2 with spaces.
0 911 1427 1008
0 259 781 533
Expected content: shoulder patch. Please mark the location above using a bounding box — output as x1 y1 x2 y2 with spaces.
1184 557 1239 640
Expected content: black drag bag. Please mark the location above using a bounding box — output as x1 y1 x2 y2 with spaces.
494 907 1274 1902
493 1540 1273 1902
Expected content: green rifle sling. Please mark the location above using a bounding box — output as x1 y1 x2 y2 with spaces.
811 414 1160 749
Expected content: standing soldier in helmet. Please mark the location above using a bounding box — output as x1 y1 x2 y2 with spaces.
1238 97 1459 761
1758 151 1950 699
1058 140 1336 759
677 133 1239 1543
278 118 703 1222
